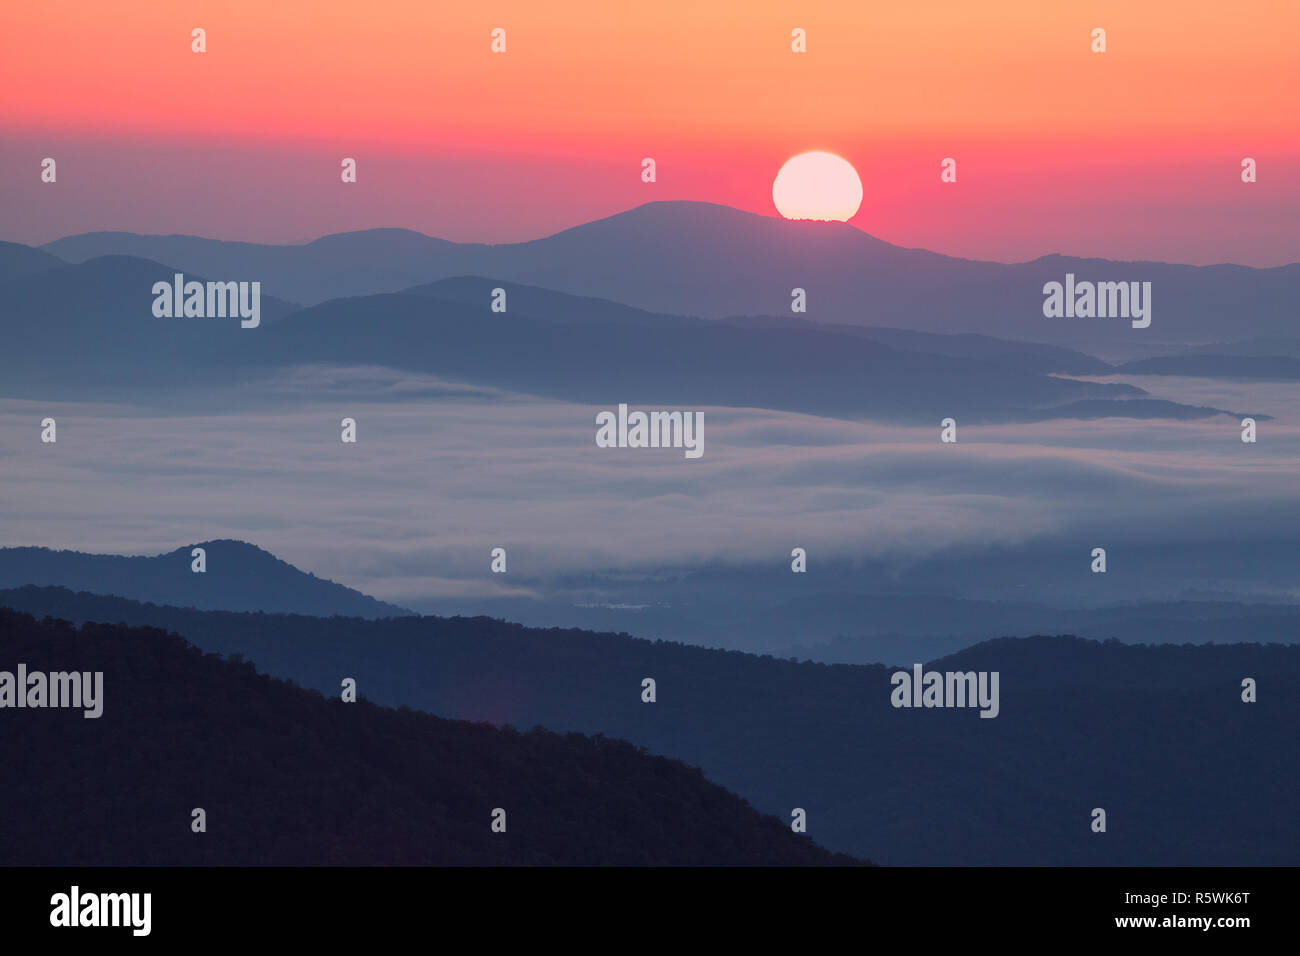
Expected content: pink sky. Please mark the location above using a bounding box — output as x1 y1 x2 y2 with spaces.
5 130 1297 266
3 0 1298 265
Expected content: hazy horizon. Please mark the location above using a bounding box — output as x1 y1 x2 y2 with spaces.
9 198 1300 271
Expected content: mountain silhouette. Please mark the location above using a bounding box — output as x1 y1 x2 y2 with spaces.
244 276 1161 423
2 235 1277 421
2 586 1292 866
0 540 410 618
0 255 299 389
0 240 65 282
0 608 858 865
6 258 1231 422
249 275 1260 423
42 227 468 308
40 201 1300 350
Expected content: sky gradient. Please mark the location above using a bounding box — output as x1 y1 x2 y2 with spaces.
3 0 1298 263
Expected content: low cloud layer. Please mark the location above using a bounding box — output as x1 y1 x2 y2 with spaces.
2 367 1297 607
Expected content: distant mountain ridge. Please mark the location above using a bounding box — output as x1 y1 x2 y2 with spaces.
0 229 1280 422
5 256 1251 423
0 540 410 618
41 227 464 309
37 201 1300 351
0 239 65 282
246 276 1187 424
0 254 301 390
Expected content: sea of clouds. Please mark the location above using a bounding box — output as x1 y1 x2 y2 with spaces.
2 365 1297 609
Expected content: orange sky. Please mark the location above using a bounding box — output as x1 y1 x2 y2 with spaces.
3 0 1298 262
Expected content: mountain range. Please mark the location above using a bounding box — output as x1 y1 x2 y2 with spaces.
0 608 855 865
35 201 1300 351
1 585 1291 866
0 540 410 618
6 541 1298 662
0 237 1276 423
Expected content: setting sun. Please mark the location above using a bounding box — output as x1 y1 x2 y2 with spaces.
772 152 863 222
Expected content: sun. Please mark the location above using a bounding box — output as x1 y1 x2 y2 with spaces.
772 151 863 222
